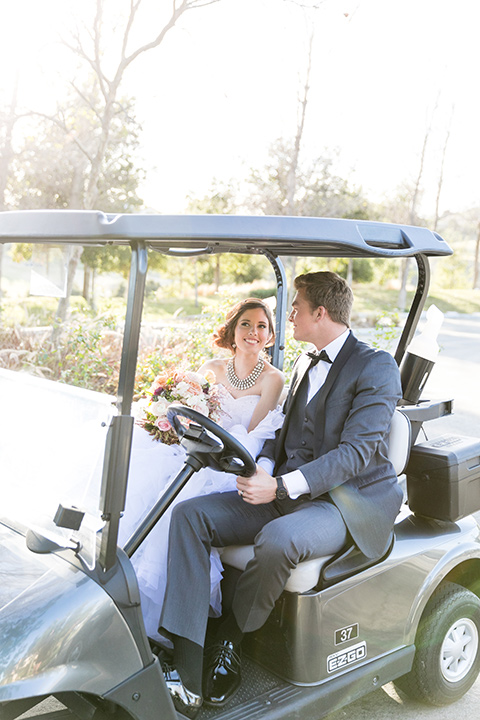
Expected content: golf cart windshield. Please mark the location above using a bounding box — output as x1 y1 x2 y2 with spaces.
0 243 116 554
0 211 452 567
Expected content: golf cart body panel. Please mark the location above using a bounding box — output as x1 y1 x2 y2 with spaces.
3 210 480 720
247 512 480 685
0 523 144 700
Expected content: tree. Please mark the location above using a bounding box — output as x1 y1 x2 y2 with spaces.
396 98 439 311
247 142 372 292
26 0 222 322
187 179 242 295
433 107 454 233
7 81 146 305
0 74 19 304
474 221 480 290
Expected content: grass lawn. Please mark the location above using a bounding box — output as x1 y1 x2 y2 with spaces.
352 286 480 317
2 284 479 329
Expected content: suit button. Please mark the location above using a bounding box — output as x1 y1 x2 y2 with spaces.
290 453 295 459
304 417 308 423
301 440 306 446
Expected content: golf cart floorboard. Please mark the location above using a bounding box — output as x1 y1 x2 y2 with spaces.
199 656 284 720
9 649 413 720
198 646 413 720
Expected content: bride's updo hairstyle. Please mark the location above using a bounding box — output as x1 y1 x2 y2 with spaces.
212 298 276 354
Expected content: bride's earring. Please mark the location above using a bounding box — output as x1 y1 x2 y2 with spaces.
232 343 236 350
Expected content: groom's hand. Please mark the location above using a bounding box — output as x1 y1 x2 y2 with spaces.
236 465 277 505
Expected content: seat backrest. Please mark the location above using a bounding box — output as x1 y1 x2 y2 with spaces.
387 409 411 475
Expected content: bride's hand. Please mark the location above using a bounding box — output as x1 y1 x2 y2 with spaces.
236 465 276 505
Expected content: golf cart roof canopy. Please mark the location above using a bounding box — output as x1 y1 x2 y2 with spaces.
0 211 452 259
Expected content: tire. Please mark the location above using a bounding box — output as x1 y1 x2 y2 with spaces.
394 581 480 706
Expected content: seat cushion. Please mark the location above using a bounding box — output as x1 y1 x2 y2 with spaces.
220 545 334 594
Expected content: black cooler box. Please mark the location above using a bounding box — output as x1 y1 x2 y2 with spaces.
406 434 480 522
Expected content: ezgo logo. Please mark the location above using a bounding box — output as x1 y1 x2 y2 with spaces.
327 641 367 674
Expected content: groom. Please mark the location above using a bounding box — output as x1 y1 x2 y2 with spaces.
159 271 403 717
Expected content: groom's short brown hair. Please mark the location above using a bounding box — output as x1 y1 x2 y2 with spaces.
294 271 353 327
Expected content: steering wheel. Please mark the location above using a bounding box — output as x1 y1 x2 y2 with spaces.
166 405 256 478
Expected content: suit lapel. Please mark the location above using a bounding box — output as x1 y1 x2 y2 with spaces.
315 332 358 405
312 332 358 440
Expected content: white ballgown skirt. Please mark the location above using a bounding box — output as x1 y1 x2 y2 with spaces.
118 387 284 643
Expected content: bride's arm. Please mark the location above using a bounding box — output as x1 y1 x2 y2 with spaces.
247 368 284 432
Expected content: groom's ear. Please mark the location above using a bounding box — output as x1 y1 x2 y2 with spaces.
314 306 327 322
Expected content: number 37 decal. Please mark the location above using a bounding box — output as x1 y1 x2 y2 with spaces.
334 623 359 645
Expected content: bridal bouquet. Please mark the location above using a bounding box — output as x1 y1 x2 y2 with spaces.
138 368 222 444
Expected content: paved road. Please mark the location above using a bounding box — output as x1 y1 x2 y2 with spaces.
325 313 480 719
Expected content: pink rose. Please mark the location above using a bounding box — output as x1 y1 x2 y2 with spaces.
157 419 172 432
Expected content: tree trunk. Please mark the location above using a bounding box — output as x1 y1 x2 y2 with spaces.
0 74 19 303
83 264 92 302
52 245 83 341
347 259 353 285
398 100 437 310
474 221 480 290
398 258 410 313
285 34 313 306
194 258 199 307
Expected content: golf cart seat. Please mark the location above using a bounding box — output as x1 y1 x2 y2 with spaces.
220 408 411 593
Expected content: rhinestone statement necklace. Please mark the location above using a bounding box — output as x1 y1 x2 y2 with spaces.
226 357 264 391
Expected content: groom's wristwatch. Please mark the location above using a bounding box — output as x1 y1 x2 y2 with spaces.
275 476 289 500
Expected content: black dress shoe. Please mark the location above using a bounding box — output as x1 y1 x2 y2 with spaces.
203 640 242 706
162 661 203 718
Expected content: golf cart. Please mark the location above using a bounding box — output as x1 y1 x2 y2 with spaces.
1 211 480 720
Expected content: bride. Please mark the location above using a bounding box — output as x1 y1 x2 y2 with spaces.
119 298 285 643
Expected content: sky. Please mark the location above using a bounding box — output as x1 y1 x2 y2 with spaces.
1 0 479 217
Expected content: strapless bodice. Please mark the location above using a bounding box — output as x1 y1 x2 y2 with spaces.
216 385 261 432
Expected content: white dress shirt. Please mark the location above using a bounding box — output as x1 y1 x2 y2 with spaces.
258 329 350 498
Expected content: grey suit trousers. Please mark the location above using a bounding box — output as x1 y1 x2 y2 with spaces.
159 491 348 648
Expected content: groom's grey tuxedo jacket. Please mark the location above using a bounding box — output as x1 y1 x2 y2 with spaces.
261 332 403 559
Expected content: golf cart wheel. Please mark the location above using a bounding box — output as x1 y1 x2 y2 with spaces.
395 581 480 705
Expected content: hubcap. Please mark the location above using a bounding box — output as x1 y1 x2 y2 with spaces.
441 617 479 683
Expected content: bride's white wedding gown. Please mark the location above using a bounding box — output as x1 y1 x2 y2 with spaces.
118 384 284 643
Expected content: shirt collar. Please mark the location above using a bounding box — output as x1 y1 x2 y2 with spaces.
317 328 350 363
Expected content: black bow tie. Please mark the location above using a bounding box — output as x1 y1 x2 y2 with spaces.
307 349 332 366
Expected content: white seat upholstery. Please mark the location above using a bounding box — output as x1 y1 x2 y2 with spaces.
220 408 411 594
220 544 333 593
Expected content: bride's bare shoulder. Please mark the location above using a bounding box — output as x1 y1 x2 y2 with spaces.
264 361 284 380
262 362 284 390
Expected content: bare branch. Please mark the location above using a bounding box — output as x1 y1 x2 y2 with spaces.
433 105 455 231
118 0 221 74
185 0 222 8
121 0 143 61
63 33 110 100
286 31 313 214
282 0 326 8
27 110 95 164
93 0 110 100
69 82 103 122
